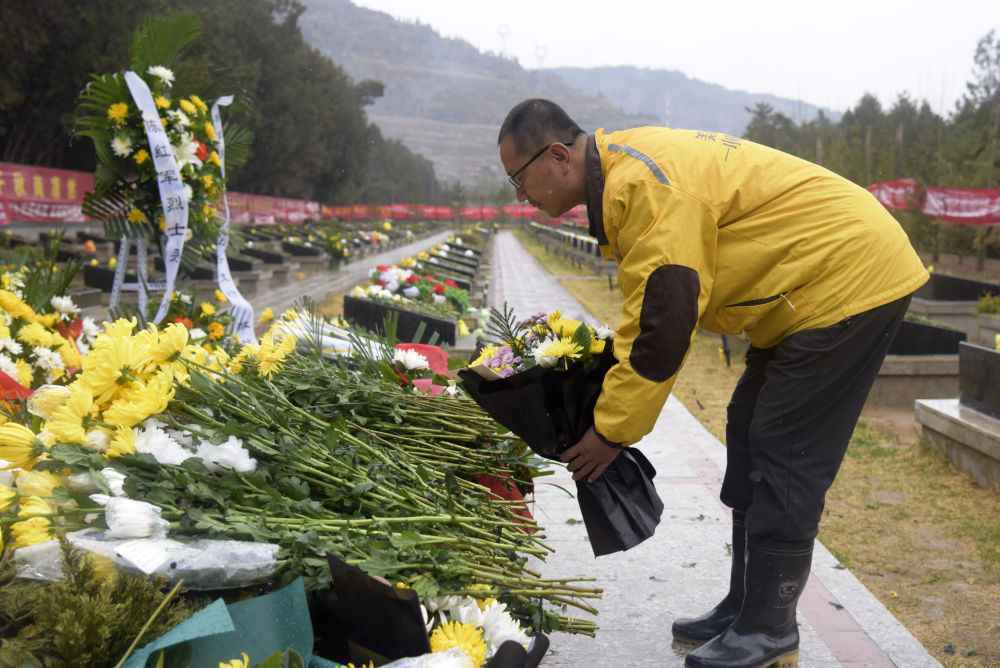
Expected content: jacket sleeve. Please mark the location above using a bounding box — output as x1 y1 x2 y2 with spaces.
593 180 717 445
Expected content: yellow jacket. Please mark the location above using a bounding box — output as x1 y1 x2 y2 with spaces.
586 127 928 446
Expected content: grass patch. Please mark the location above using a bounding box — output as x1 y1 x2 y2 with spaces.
514 228 1000 666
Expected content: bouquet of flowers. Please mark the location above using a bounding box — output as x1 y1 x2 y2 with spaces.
458 305 663 557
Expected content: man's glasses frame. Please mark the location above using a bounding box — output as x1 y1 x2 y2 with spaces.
507 138 576 190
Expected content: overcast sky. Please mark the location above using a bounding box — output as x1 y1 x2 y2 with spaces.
352 0 995 115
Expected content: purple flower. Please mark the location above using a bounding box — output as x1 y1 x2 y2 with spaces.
498 367 515 378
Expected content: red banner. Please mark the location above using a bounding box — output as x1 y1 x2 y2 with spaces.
869 179 1000 225
0 163 94 225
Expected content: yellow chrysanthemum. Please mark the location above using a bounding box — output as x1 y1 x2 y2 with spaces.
154 95 171 109
0 290 38 322
134 148 150 165
207 322 225 341
149 322 189 366
537 337 582 362
228 345 257 374
128 208 148 224
429 622 486 667
282 309 297 321
219 653 250 668
179 99 197 115
201 302 216 317
457 320 470 337
257 333 296 378
15 359 33 387
108 257 118 269
591 339 606 354
257 307 274 325
190 94 208 112
549 318 582 339
204 121 217 142
0 483 15 512
102 368 174 428
89 258 99 267
214 289 227 304
44 383 94 445
11 516 53 550
106 102 129 125
209 151 222 167
546 310 562 325
106 425 137 458
17 495 54 519
0 423 40 470
79 326 152 405
55 338 82 371
102 317 137 339
203 203 216 219
15 470 62 497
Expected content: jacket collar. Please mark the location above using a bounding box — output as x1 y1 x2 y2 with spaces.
585 134 609 245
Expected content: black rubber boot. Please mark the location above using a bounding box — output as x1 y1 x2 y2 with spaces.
684 538 812 668
672 510 747 644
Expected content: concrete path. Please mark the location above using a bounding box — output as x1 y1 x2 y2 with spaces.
491 230 940 667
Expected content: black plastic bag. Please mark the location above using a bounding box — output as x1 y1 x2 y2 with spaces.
310 553 430 663
458 346 663 556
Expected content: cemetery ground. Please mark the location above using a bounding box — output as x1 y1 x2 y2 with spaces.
513 228 1000 667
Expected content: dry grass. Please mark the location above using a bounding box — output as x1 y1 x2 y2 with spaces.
514 228 1000 666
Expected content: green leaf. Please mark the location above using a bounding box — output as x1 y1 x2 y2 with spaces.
130 13 201 74
389 531 424 550
254 649 305 668
48 444 105 469
357 550 400 578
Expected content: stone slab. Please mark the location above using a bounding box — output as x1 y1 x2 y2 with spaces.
915 398 1000 490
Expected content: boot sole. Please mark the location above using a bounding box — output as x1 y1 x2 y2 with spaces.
671 631 715 647
761 650 799 668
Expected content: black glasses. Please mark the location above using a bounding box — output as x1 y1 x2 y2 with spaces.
507 138 575 189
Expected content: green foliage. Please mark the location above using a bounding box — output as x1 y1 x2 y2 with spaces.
978 292 1000 314
0 541 200 668
1 0 449 205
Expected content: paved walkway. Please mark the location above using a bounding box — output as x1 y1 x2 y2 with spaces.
491 231 940 667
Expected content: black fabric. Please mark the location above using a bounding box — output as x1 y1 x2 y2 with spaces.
458 345 663 556
631 264 700 382
310 553 431 663
585 134 609 245
720 295 911 542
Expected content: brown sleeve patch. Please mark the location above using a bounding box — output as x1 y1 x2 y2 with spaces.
630 265 700 382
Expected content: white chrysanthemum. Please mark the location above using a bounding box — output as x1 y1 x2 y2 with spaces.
402 286 420 299
0 338 23 356
50 295 79 318
172 132 202 170
147 65 175 87
85 429 110 452
0 353 19 380
432 294 446 304
98 496 169 539
481 601 531 654
350 286 367 298
531 336 560 369
135 420 192 466
445 382 459 397
179 293 192 304
81 317 100 341
595 323 614 340
384 279 400 293
449 598 485 627
188 327 207 341
195 435 257 473
465 250 475 257
111 135 133 157
425 595 464 614
441 244 451 251
182 183 193 204
100 467 128 496
31 347 64 371
393 348 430 371
166 108 191 128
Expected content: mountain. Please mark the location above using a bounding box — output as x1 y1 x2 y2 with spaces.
298 0 659 187
544 66 839 137
298 1 838 187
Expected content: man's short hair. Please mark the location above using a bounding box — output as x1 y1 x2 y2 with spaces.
498 99 584 154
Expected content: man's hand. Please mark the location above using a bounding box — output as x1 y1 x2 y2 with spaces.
561 426 622 482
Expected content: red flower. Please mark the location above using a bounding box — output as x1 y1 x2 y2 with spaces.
375 279 386 287
195 141 208 162
406 274 420 285
57 317 84 341
433 283 445 294
425 275 436 281
376 264 390 272
173 316 194 329
444 279 457 288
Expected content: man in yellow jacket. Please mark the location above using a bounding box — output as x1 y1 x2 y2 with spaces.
498 99 927 668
